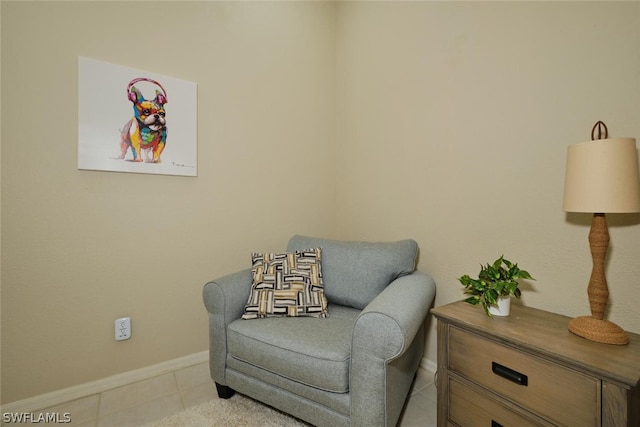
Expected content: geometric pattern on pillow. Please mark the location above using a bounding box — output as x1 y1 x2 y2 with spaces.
242 248 328 319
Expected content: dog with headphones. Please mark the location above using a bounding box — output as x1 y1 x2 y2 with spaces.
119 78 168 163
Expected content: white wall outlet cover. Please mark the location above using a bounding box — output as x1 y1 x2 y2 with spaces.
115 317 131 341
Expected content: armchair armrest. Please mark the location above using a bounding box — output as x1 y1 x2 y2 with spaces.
203 268 252 320
350 271 436 426
202 268 252 383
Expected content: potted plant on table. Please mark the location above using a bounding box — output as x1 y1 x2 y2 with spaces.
458 255 535 317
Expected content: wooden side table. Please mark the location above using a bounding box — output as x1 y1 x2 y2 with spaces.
431 301 640 427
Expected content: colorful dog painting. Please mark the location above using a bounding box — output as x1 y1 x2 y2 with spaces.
119 78 168 163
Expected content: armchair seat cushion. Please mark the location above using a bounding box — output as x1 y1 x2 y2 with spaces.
227 304 360 393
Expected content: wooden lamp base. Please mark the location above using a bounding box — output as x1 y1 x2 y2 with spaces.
568 316 629 345
568 213 629 345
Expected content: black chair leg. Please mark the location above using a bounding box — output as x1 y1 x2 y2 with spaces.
215 382 235 399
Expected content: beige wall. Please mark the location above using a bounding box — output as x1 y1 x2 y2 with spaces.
336 1 640 364
1 2 337 404
3 1 640 405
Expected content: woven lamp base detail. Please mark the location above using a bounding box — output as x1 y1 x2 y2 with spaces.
568 316 629 345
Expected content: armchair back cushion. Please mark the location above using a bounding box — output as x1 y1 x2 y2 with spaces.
287 235 418 310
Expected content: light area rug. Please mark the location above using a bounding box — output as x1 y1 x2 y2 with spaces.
142 394 309 427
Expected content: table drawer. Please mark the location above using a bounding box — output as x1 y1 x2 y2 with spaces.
449 326 599 426
449 376 550 427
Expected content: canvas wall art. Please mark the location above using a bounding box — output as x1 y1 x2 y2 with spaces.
78 57 197 176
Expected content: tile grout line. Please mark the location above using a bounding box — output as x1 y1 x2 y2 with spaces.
94 392 102 426
173 371 188 413
96 365 203 426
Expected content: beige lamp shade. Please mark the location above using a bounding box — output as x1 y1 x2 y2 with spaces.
563 138 640 213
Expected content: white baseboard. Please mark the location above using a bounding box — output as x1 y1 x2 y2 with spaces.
420 356 437 374
1 350 209 414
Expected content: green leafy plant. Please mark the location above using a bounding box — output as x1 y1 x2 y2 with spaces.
458 256 535 317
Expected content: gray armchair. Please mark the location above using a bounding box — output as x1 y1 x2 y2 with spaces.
202 235 436 427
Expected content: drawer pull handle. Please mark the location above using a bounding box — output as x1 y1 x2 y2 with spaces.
491 421 504 427
492 361 528 386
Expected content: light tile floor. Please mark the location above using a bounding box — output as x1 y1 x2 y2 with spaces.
4 363 437 427
399 367 438 427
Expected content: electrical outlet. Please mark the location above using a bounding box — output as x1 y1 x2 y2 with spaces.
115 317 131 341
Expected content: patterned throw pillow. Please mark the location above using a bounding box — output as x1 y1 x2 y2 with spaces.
242 248 328 319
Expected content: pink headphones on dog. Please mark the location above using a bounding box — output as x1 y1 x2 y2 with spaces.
127 77 168 104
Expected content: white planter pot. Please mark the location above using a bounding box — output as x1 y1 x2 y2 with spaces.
488 296 511 316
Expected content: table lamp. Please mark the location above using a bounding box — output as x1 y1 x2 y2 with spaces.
562 122 640 345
